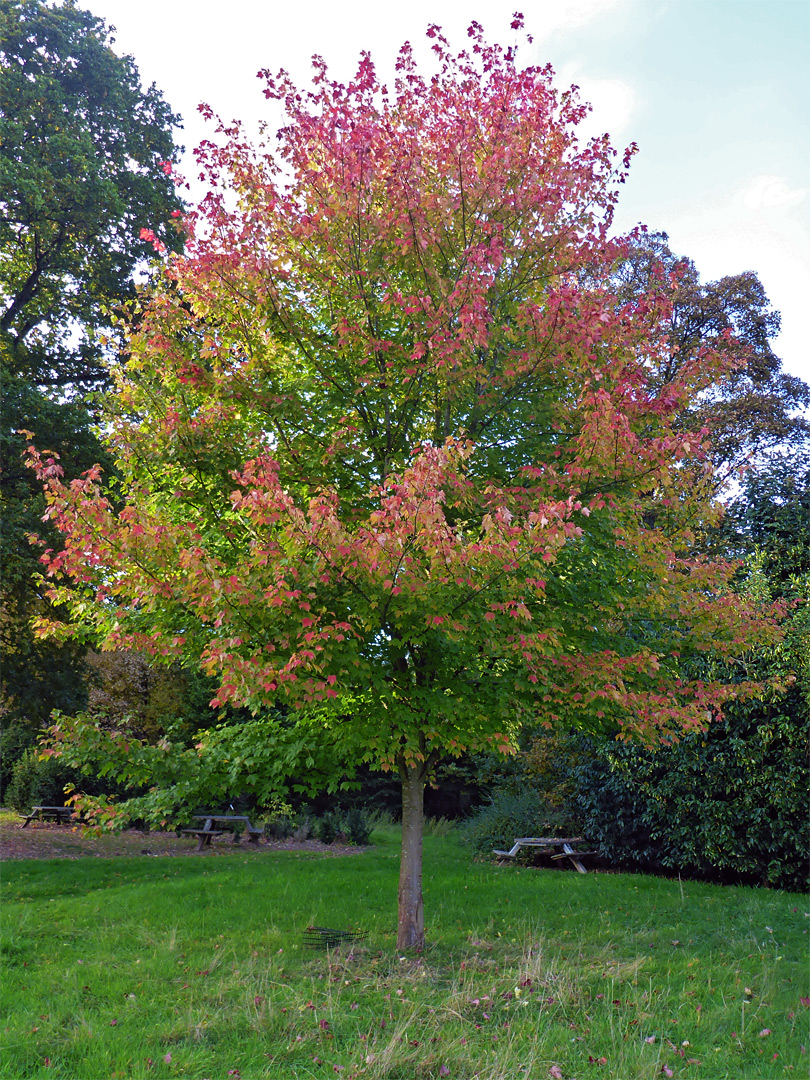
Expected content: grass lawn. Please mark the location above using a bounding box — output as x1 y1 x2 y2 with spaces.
1 824 807 1079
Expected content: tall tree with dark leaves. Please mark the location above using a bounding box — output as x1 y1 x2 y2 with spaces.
0 0 184 391
0 0 184 784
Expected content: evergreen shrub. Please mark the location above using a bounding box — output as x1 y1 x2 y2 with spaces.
312 807 372 845
569 702 809 891
5 748 75 811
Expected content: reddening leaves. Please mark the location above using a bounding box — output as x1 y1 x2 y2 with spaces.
25 21 780 821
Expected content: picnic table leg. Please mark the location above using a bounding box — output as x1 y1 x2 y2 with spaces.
562 843 588 873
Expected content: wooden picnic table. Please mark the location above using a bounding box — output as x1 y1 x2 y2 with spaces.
493 836 597 874
20 806 74 828
181 814 264 852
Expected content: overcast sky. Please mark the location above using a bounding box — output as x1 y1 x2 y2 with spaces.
88 0 809 383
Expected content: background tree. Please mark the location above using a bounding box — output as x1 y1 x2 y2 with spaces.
613 230 809 488
0 0 185 391
0 0 184 793
0 376 105 794
28 23 778 948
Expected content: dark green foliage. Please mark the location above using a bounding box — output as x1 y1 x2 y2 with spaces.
4 746 74 810
722 453 810 587
569 701 808 892
341 806 372 845
3 742 144 813
0 718 37 799
0 373 103 747
312 812 341 845
0 0 184 392
0 0 185 791
312 807 372 846
303 757 486 821
304 765 401 818
460 787 578 857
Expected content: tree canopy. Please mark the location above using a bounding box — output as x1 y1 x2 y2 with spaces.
0 0 185 392
614 230 809 485
27 21 780 948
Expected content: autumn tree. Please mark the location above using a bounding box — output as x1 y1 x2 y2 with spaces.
28 21 779 948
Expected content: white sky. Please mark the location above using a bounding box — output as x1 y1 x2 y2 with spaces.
90 0 809 384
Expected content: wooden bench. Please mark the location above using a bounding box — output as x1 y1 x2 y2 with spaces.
20 806 74 828
181 828 225 852
493 837 597 874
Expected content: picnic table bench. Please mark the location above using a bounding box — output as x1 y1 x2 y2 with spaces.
20 805 74 828
181 814 264 852
493 836 597 874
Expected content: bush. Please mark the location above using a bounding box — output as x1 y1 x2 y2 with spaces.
424 816 455 837
569 701 809 892
257 795 297 839
4 746 150 819
5 748 75 812
312 810 342 844
0 720 39 803
342 806 371 845
460 788 578 857
312 807 372 845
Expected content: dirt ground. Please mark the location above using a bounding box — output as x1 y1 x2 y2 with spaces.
0 816 365 861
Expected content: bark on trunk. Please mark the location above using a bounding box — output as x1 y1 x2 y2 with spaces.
397 764 426 950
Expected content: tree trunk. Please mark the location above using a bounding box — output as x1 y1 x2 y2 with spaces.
397 763 426 950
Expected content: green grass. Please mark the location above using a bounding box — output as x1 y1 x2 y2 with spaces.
1 826 808 1079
